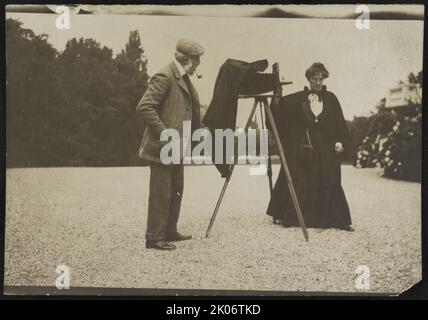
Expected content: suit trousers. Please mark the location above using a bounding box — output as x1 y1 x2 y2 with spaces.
145 162 184 241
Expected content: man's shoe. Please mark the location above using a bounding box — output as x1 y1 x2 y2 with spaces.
146 240 176 250
165 232 192 242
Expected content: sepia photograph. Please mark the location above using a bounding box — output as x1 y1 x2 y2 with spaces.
4 4 424 296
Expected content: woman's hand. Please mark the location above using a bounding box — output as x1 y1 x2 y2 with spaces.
335 142 344 154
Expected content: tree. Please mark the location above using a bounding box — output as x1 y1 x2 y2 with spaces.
113 30 149 165
56 33 149 166
57 37 119 165
6 18 68 167
355 72 422 182
6 20 150 167
345 116 370 164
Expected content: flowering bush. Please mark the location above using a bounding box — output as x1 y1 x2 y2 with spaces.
355 104 421 182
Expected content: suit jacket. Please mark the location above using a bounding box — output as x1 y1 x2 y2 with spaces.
136 62 201 163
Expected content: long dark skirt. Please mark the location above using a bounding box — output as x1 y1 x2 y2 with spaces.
267 169 352 228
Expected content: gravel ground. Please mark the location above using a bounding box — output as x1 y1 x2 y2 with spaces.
4 165 421 295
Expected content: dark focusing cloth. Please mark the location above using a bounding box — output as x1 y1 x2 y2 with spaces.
203 59 276 177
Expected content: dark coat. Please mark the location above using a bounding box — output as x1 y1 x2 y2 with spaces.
136 62 201 163
270 86 351 187
266 86 352 227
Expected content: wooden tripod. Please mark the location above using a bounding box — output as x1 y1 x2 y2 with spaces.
205 93 309 241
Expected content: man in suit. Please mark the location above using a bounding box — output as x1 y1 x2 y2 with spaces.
136 39 204 250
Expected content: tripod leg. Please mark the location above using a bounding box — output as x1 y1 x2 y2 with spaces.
205 166 234 238
264 101 309 241
205 99 260 238
259 103 274 196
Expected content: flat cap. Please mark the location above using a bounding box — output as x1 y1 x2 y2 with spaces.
176 39 204 56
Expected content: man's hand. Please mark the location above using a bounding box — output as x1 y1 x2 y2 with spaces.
335 142 344 154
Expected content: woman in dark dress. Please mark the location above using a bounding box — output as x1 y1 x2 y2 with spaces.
266 63 353 231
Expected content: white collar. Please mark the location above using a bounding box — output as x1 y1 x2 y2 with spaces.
173 58 187 77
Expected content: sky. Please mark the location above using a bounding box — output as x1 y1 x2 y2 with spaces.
6 12 424 124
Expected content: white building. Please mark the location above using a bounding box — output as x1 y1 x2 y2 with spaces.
385 81 422 108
